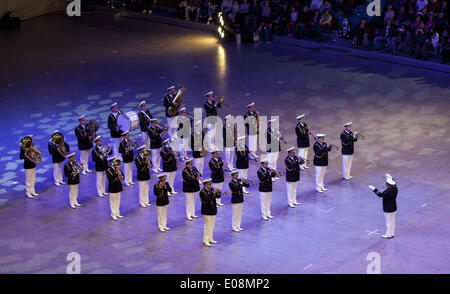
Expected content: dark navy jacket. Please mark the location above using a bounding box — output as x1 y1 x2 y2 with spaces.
191 131 205 158
235 144 250 169
200 187 221 215
138 110 153 132
154 182 172 206
257 167 277 192
74 124 93 150
91 146 111 172
229 179 250 203
313 142 332 166
148 126 163 149
373 186 398 213
164 93 178 117
107 112 123 138
20 148 36 169
340 130 358 155
160 147 177 172
106 166 124 193
48 142 70 164
182 167 201 192
135 154 151 181
64 162 80 185
209 157 224 183
285 155 304 182
118 139 135 163
295 122 310 148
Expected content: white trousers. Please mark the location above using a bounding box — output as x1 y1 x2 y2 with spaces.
232 203 243 230
384 211 396 237
314 166 327 190
80 150 90 172
268 152 279 170
286 181 298 206
260 192 272 218
96 171 106 195
298 148 309 168
123 162 133 184
194 157 204 176
53 162 63 184
166 171 176 192
113 138 121 159
139 180 149 206
225 147 234 170
69 184 79 206
109 192 121 218
206 123 216 148
179 137 189 159
185 192 196 218
166 117 175 140
342 154 353 178
151 148 161 171
157 205 168 230
203 215 216 243
248 134 258 153
142 131 150 150
212 182 223 205
25 168 36 195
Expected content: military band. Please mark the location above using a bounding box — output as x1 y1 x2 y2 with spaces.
135 145 152 208
266 119 281 181
107 102 123 158
106 157 124 220
20 135 39 199
48 130 69 186
258 157 277 220
154 173 172 232
235 136 251 194
285 147 304 208
229 170 250 232
244 102 259 159
313 134 332 193
295 114 311 170
204 91 222 149
182 158 200 220
64 152 82 209
75 115 93 174
138 100 153 149
200 178 221 247
148 118 165 173
341 122 358 180
118 131 136 186
209 148 225 207
91 136 111 197
160 138 178 196
176 107 193 162
191 121 206 179
163 85 178 140
223 114 236 171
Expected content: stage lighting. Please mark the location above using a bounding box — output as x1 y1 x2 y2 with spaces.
217 12 234 41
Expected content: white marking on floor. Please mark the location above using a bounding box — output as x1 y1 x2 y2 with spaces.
303 264 313 270
319 207 336 213
421 203 427 207
365 229 379 236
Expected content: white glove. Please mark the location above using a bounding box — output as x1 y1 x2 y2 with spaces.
385 173 392 179
368 185 375 191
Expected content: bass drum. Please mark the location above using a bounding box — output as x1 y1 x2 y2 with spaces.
117 111 140 132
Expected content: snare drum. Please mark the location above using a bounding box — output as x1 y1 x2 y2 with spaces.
117 111 140 132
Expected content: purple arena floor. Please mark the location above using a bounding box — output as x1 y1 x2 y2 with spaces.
1 12 450 274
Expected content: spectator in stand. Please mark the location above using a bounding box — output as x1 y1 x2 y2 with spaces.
441 36 450 64
319 1 332 14
236 0 250 27
415 21 428 59
428 26 440 55
393 6 406 26
425 14 435 30
287 5 298 37
391 24 407 54
248 0 262 32
295 5 311 39
438 29 449 54
427 0 440 14
351 17 369 49
416 0 428 14
338 17 352 39
260 0 271 20
384 5 395 22
404 6 416 25
221 0 234 14
256 17 273 44
435 12 448 33
279 2 290 36
312 9 322 41
374 18 396 51
310 0 323 11
397 29 414 55
413 15 422 29
230 0 240 22
185 0 202 21
319 8 332 34
142 0 153 14
178 0 188 19
207 0 219 25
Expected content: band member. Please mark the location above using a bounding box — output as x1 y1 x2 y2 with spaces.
229 170 250 232
154 173 172 232
164 85 178 140
199 178 221 247
295 114 311 170
369 174 398 239
244 102 260 159
64 152 82 209
135 145 152 208
75 115 93 174
258 157 277 220
148 118 166 173
341 122 359 180
107 102 123 158
182 158 201 220
203 91 222 149
191 120 206 180
313 134 333 193
209 148 225 207
91 136 112 197
138 100 153 149
106 157 125 220
223 114 236 171
48 130 69 186
285 147 304 208
20 135 39 198
160 138 178 196
119 131 136 186
235 136 251 194
266 119 282 181
176 107 193 162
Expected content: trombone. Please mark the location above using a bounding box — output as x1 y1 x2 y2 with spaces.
214 96 231 108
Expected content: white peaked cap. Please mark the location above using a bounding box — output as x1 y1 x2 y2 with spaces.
162 138 170 144
296 114 305 119
185 158 193 163
94 135 101 142
138 100 146 107
110 102 118 108
268 119 276 123
344 122 352 127
107 156 116 161
157 173 167 178
203 178 212 183
260 158 269 163
52 130 60 134
78 115 86 120
224 114 232 119
68 152 76 158
287 146 295 152
386 177 396 186
247 102 255 107
238 136 246 140
205 91 214 96
316 134 326 137
138 145 146 150
121 130 129 136
167 86 175 91
210 147 219 153
194 121 202 126
179 107 186 112
230 170 239 175
150 118 158 122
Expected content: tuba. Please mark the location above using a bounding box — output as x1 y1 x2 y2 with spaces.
113 160 124 181
167 86 186 116
88 120 99 142
50 133 69 157
125 138 138 153
20 136 42 165
71 162 83 177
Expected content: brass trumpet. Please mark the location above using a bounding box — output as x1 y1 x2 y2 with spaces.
355 132 366 140
329 143 340 150
270 168 283 176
